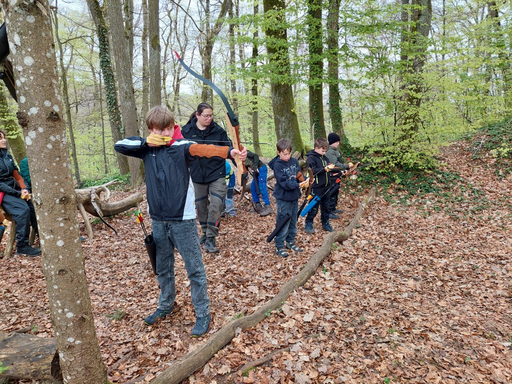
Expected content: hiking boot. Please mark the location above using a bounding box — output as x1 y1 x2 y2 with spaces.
16 244 41 256
259 204 273 217
286 243 303 252
191 314 212 337
322 222 334 232
253 202 263 214
275 248 288 258
144 308 173 326
305 223 315 234
329 213 339 219
199 234 207 245
204 237 219 253
333 209 344 214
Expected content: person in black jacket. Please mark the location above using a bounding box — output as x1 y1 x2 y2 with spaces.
181 102 232 253
305 137 334 234
0 129 40 256
114 106 246 336
268 139 306 257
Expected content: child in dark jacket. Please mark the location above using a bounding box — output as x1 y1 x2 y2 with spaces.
268 139 307 257
114 106 246 336
305 137 334 233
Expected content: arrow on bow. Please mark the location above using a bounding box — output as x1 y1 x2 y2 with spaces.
174 51 248 191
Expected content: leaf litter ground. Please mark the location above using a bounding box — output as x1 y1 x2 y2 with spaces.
1 142 511 383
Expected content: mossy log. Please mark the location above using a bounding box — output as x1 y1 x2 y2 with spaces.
0 332 62 382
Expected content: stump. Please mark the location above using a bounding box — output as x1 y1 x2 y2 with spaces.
0 332 62 382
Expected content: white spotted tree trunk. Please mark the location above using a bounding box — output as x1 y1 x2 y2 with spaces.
0 1 108 383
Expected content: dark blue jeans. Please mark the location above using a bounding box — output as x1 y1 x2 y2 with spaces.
152 219 210 318
274 199 298 249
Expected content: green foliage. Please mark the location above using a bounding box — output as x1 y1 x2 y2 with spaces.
468 118 512 178
0 361 9 374
105 308 126 321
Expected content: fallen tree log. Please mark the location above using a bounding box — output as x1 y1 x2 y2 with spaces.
150 187 376 384
75 181 143 239
0 332 62 382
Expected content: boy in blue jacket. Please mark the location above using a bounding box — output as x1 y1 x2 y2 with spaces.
268 139 307 257
305 137 334 233
114 106 246 336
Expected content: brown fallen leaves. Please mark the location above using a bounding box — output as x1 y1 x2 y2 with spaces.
1 141 511 383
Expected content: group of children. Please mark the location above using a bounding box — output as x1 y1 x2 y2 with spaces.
268 135 350 257
114 105 350 336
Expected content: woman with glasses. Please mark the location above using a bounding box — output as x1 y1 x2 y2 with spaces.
181 102 232 254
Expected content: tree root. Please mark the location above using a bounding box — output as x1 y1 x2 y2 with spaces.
150 188 376 384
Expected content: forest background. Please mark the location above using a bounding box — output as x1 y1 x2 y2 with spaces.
2 0 511 185
0 0 511 383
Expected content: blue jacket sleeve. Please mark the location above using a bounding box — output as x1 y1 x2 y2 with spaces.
114 137 147 159
0 182 21 197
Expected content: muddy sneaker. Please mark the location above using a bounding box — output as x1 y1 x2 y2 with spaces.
328 213 339 219
259 204 273 217
191 314 212 337
16 244 41 256
204 237 219 253
144 308 173 326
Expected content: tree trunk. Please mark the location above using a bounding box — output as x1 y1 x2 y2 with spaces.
141 0 150 135
151 189 376 384
149 0 162 107
488 1 512 111
86 0 129 175
1 1 108 382
123 0 134 74
199 0 231 105
263 0 304 153
0 83 25 163
251 2 262 156
52 8 82 186
398 0 432 142
106 0 144 187
307 0 326 139
326 0 346 141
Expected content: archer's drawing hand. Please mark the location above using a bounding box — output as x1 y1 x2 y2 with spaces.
146 133 171 147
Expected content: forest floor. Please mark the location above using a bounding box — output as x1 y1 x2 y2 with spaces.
1 140 511 384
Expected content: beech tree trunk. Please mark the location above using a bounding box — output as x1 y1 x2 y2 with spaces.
1 1 108 383
149 0 162 107
307 0 326 139
263 0 304 152
327 0 345 141
106 0 144 187
52 8 82 186
86 0 129 175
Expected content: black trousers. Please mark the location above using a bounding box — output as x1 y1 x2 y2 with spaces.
2 193 31 244
328 180 341 212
